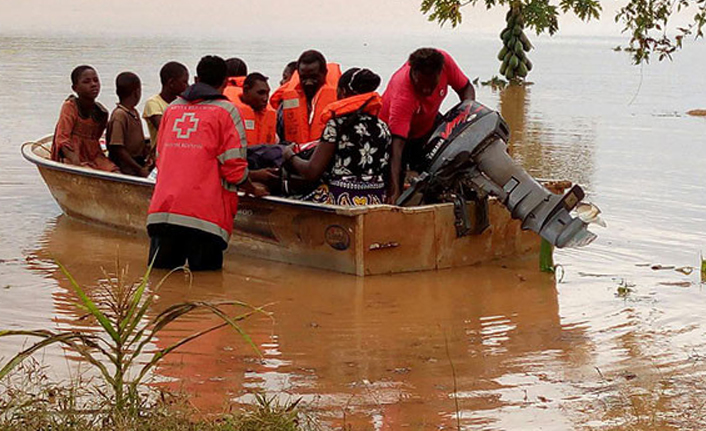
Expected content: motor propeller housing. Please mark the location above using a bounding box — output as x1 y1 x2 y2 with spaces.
397 100 597 248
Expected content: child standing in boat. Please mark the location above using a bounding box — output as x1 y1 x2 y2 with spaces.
51 65 118 172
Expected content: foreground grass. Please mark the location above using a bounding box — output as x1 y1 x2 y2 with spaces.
0 362 313 431
0 262 309 430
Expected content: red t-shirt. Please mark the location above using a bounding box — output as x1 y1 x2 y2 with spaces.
380 50 470 139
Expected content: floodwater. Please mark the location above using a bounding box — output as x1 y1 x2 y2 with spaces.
1 32 706 430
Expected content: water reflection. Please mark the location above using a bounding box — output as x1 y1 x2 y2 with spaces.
498 85 596 187
4 33 706 430
25 215 594 429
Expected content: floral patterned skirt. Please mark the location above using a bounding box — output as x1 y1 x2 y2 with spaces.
303 179 386 206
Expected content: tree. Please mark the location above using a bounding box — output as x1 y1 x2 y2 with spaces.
421 0 705 71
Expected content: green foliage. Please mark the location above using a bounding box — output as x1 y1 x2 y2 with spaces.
480 75 509 89
420 0 468 27
0 261 271 417
421 0 704 64
0 362 313 431
539 238 555 273
421 0 600 35
220 394 312 431
616 0 706 63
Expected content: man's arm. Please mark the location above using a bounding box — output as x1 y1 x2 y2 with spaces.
456 82 476 102
387 135 406 204
147 114 162 132
219 107 268 197
441 50 475 102
54 102 82 164
284 141 335 182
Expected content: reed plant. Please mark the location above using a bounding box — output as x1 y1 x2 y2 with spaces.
539 238 555 273
0 260 271 418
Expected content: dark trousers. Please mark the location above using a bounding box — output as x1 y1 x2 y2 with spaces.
147 223 226 271
400 113 445 181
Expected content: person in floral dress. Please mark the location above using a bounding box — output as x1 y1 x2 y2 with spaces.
283 68 391 205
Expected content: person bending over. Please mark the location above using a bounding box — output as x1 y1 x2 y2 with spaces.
380 48 475 204
147 55 267 271
51 65 118 172
283 68 391 206
107 72 151 177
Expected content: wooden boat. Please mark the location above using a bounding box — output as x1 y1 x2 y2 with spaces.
22 136 569 276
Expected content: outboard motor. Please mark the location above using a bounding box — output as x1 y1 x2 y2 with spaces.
397 100 597 248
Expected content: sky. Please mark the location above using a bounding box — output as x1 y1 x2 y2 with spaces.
0 0 642 38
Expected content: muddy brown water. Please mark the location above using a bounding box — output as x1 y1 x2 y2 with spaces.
1 33 706 429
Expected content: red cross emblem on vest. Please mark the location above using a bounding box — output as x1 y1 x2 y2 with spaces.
173 112 200 139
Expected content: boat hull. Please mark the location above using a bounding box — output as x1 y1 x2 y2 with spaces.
23 138 566 276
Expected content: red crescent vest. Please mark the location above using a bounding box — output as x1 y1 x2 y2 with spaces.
275 63 342 144
232 95 278 146
147 90 249 243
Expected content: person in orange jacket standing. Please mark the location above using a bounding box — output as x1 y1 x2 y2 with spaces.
147 55 267 271
271 50 341 144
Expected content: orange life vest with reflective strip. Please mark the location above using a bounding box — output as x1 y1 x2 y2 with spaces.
277 63 341 143
223 76 246 103
320 92 383 124
232 95 278 146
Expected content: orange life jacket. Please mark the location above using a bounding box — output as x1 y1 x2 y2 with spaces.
232 95 278 146
320 92 383 124
276 63 342 143
269 84 286 110
223 76 246 103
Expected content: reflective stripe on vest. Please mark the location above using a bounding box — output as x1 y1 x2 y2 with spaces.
205 99 249 151
282 98 300 109
232 96 278 146
217 147 247 163
147 212 231 243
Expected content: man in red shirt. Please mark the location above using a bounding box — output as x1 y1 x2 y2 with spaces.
147 55 266 271
380 48 476 204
